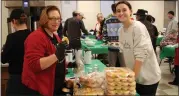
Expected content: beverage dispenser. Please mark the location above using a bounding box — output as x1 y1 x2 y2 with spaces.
5 0 45 34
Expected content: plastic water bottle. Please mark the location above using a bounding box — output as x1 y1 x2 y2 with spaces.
94 64 98 72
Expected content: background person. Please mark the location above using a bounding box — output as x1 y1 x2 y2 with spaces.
103 3 123 67
1 9 31 95
134 9 157 54
94 13 105 40
165 11 178 36
146 15 159 53
63 11 88 49
168 22 179 86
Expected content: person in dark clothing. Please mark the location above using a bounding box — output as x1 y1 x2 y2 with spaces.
63 11 88 49
146 15 159 53
103 3 123 67
134 9 157 53
1 9 31 95
57 23 63 38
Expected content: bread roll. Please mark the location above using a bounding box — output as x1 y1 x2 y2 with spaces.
128 81 136 87
107 82 116 87
108 85 115 91
62 88 70 92
128 86 136 91
121 86 128 91
123 91 130 95
121 82 128 86
116 91 123 95
127 77 135 83
115 86 122 90
120 78 128 82
128 72 135 78
85 88 92 93
106 77 114 82
107 90 116 95
129 90 136 95
114 78 121 82
97 91 104 95
106 72 117 78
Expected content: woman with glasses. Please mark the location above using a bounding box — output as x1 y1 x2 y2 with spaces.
22 6 68 96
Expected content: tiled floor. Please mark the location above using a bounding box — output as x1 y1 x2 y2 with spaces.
156 47 179 95
156 61 178 95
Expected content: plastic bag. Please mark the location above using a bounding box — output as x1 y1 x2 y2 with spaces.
79 72 105 88
74 72 105 95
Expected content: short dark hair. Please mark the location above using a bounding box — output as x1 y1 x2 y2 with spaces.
168 11 174 16
72 11 80 17
111 4 116 13
72 11 77 17
9 9 27 24
115 0 132 10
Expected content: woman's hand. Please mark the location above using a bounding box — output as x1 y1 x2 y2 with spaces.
55 42 66 62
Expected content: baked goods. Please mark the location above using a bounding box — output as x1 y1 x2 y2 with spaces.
79 72 105 88
62 88 70 93
74 88 104 95
105 67 136 95
66 79 74 88
74 72 105 95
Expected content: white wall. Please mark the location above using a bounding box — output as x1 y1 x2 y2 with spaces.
1 1 9 45
61 1 77 26
128 1 164 31
100 1 114 17
1 1 166 44
45 1 61 9
77 1 100 30
77 1 164 31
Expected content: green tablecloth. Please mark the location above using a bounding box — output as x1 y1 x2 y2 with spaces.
66 59 106 78
156 35 164 46
160 45 175 59
81 39 108 54
87 35 96 39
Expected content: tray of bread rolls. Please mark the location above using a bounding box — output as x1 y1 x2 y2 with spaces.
105 67 136 95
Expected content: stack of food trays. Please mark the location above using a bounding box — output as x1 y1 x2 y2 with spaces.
105 67 136 95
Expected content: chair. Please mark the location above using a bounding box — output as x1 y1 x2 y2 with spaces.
159 46 175 73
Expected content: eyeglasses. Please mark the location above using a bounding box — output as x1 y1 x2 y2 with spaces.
48 17 62 22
